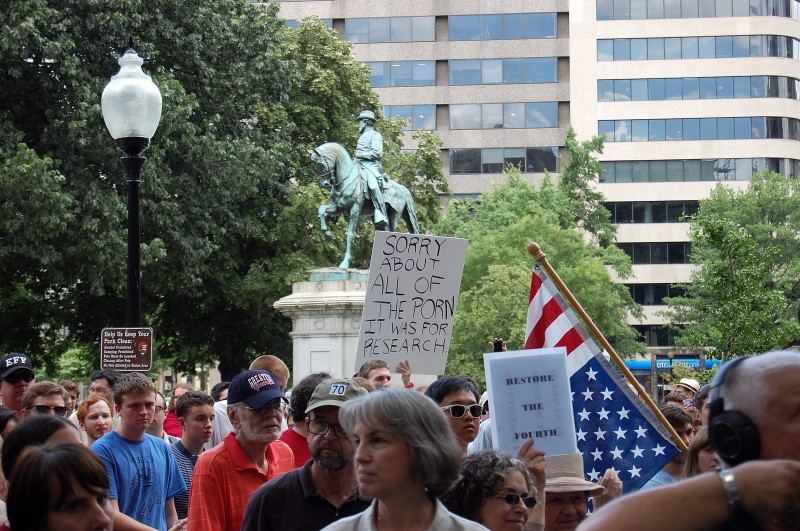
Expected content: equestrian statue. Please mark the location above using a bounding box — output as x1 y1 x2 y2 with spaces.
313 110 421 269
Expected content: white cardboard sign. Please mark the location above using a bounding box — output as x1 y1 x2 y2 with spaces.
484 348 578 456
355 232 468 375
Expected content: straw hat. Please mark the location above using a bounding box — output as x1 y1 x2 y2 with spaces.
676 378 700 395
545 453 605 496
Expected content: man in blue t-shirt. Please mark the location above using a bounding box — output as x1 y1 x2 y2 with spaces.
92 372 186 531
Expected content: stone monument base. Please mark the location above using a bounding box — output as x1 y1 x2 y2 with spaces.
274 268 368 381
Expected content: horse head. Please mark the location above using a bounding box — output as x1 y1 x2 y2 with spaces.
311 146 337 189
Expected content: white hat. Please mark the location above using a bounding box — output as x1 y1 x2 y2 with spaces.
677 378 700 394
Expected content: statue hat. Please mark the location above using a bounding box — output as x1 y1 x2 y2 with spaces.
356 110 376 123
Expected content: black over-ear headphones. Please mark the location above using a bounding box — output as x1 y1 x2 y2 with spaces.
707 357 761 466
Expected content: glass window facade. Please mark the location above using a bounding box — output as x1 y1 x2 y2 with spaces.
606 201 699 223
450 58 557 85
599 76 800 101
597 0 800 20
345 17 435 43
365 61 436 87
450 147 559 174
383 105 436 130
598 35 800 61
449 102 558 129
617 242 693 264
599 158 800 183
449 13 557 40
599 117 800 142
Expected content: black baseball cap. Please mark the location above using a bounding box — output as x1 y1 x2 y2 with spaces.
0 354 34 380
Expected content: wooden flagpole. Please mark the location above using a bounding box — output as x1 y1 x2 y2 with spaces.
528 242 688 452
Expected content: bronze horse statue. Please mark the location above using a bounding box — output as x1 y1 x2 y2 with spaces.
312 142 421 269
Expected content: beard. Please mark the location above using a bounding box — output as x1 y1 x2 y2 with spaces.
312 443 352 471
238 418 279 444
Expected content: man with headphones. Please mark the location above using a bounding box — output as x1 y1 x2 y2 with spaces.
576 350 800 531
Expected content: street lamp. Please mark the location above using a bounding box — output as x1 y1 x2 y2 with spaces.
101 39 162 327
667 350 675 385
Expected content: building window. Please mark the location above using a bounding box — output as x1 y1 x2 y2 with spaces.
449 13 557 40
285 19 333 28
598 0 800 20
598 158 799 182
384 105 436 130
450 58 557 85
599 117 800 142
450 147 559 174
626 284 686 305
598 35 800 61
449 102 558 129
606 201 699 223
345 17 435 43
617 242 693 264
365 61 435 87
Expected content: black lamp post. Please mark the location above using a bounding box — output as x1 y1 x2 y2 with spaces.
101 40 162 327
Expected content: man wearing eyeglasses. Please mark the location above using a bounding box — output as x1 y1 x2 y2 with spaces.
20 381 68 418
241 378 370 531
69 369 122 443
425 375 482 456
0 353 36 414
189 369 294 531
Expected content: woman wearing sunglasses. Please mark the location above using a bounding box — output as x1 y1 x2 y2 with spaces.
322 389 488 531
443 451 537 531
425 375 482 455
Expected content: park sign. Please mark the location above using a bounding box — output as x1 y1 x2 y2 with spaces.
484 348 578 457
355 232 468 375
100 327 153 371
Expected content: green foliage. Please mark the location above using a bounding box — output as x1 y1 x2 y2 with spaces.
665 172 800 360
558 126 617 247
438 170 643 387
0 0 442 379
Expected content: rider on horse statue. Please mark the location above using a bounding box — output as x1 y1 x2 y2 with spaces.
353 110 389 230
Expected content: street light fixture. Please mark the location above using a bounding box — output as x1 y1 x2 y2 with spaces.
101 39 162 327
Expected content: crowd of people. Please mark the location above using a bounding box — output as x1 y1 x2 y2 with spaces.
0 349 798 531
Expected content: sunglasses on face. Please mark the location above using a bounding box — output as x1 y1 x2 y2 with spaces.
440 404 482 418
4 372 34 384
28 405 68 417
493 493 537 508
307 419 349 438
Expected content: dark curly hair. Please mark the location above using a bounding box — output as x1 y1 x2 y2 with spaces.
441 450 536 523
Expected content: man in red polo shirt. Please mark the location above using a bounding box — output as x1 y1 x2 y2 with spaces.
188 370 294 531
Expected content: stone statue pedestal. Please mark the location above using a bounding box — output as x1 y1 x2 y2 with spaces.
274 268 368 380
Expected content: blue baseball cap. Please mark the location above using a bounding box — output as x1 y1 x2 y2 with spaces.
228 370 286 410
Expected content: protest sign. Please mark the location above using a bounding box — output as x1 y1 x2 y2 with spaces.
484 348 577 456
355 232 468 375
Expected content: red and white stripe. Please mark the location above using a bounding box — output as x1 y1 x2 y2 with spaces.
524 269 599 376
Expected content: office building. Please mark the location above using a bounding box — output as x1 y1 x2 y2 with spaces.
273 0 800 363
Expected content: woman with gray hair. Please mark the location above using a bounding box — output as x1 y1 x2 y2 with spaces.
442 450 538 531
322 388 488 530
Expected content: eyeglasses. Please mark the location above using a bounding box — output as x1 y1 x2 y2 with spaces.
241 399 283 416
4 372 34 384
308 419 349 438
440 404 482 419
89 386 110 394
27 405 68 417
154 406 165 413
493 493 537 508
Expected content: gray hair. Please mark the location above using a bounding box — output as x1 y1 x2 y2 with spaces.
339 388 462 497
442 450 536 523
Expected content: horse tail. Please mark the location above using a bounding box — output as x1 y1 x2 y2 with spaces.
403 193 421 234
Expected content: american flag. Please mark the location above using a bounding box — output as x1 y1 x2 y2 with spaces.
525 267 679 492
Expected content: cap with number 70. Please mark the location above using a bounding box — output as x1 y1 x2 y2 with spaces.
305 378 369 413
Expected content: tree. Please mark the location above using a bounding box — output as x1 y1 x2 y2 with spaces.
558 126 617 247
437 170 642 386
0 2 442 379
665 172 800 360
